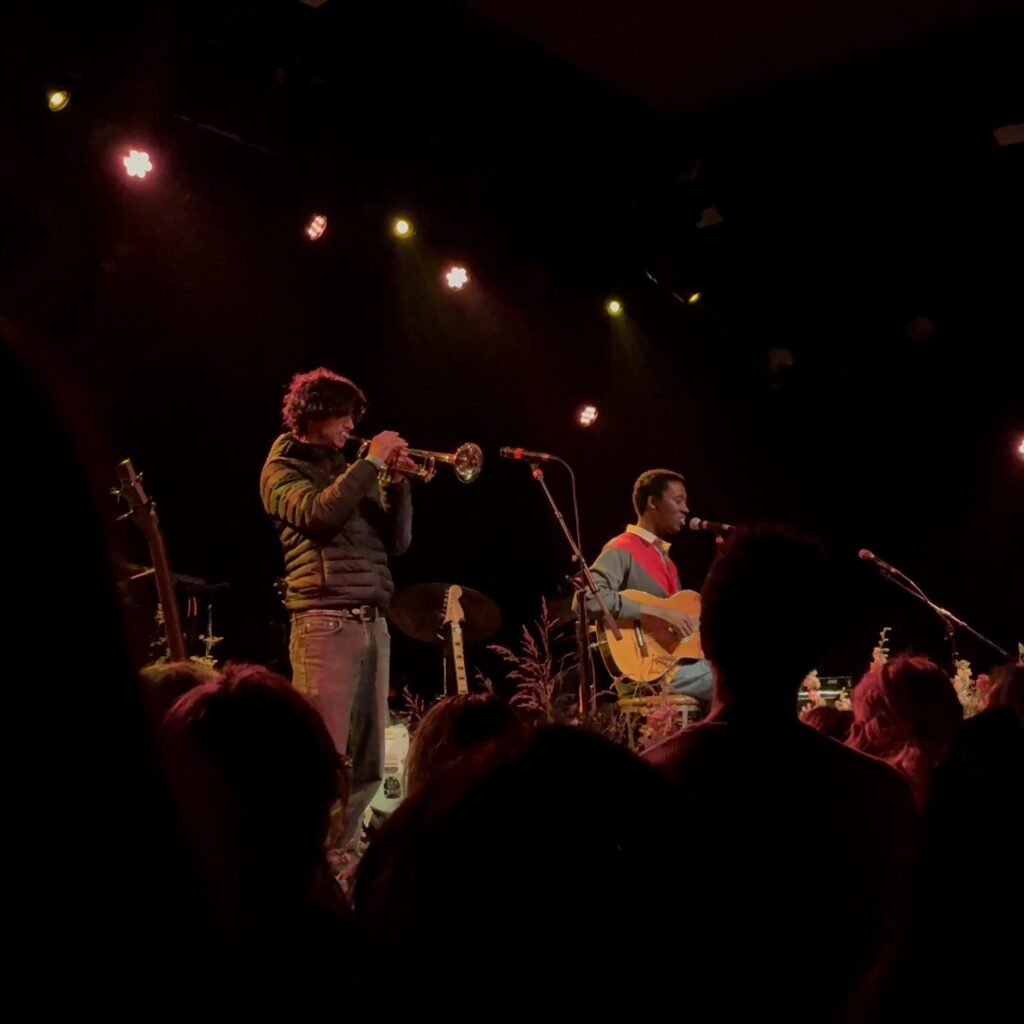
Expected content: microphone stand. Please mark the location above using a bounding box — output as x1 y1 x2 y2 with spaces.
870 558 1008 671
527 461 621 717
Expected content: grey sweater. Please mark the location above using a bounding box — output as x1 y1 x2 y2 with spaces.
583 531 679 621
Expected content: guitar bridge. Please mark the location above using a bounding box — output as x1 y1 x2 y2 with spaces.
633 621 648 654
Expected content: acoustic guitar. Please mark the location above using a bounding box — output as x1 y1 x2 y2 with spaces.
594 589 703 684
115 458 188 662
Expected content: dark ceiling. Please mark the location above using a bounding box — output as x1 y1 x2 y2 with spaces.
466 0 1022 111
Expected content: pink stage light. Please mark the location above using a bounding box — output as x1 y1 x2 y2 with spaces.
122 149 153 179
305 213 328 240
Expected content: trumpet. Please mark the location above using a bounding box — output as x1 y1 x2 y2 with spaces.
350 436 484 485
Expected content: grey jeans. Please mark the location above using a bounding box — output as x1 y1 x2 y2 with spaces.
669 658 714 701
289 612 390 847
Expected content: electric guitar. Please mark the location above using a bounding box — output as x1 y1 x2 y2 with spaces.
443 584 469 695
115 459 188 662
368 586 470 822
367 721 412 820
594 589 703 685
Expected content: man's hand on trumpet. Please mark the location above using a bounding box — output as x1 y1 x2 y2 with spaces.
365 431 416 482
387 453 419 483
366 430 407 463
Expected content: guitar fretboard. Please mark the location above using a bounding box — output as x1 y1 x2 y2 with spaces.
450 621 468 695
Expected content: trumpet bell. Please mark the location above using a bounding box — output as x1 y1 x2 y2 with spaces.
450 443 483 484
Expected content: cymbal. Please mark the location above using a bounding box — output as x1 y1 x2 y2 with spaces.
119 563 229 593
389 583 502 646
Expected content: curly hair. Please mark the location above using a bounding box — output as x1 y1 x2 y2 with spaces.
162 662 346 878
139 658 218 722
701 525 834 691
802 704 854 742
404 694 529 796
282 367 367 435
848 655 963 804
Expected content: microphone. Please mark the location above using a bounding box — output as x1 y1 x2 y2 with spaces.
689 517 734 535
859 549 924 595
499 446 558 463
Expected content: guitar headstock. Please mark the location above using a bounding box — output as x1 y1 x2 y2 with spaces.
442 584 466 628
114 458 153 524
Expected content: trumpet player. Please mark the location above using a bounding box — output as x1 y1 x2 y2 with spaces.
260 367 415 849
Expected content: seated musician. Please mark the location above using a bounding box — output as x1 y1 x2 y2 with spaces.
583 469 713 701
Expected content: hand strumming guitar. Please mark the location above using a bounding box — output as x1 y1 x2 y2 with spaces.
641 605 698 639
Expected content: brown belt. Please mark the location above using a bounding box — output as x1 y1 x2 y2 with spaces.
297 606 379 623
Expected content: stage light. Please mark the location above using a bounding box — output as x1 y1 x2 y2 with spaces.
606 298 623 317
1016 435 1024 460
47 90 70 112
687 291 702 305
577 404 599 428
305 213 328 241
392 217 413 239
122 149 153 179
445 265 469 290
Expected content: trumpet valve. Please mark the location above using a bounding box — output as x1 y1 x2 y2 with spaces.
417 455 437 482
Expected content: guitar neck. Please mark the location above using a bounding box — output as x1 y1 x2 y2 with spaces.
145 509 188 662
450 621 468 695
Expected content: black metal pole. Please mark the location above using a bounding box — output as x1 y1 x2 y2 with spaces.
870 560 1008 670
527 463 621 715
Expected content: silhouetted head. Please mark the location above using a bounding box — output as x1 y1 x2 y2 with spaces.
405 693 529 795
702 525 834 711
355 726 693 1022
849 654 962 803
140 659 218 723
851 656 962 750
801 704 854 742
162 663 345 897
3 321 197 1012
